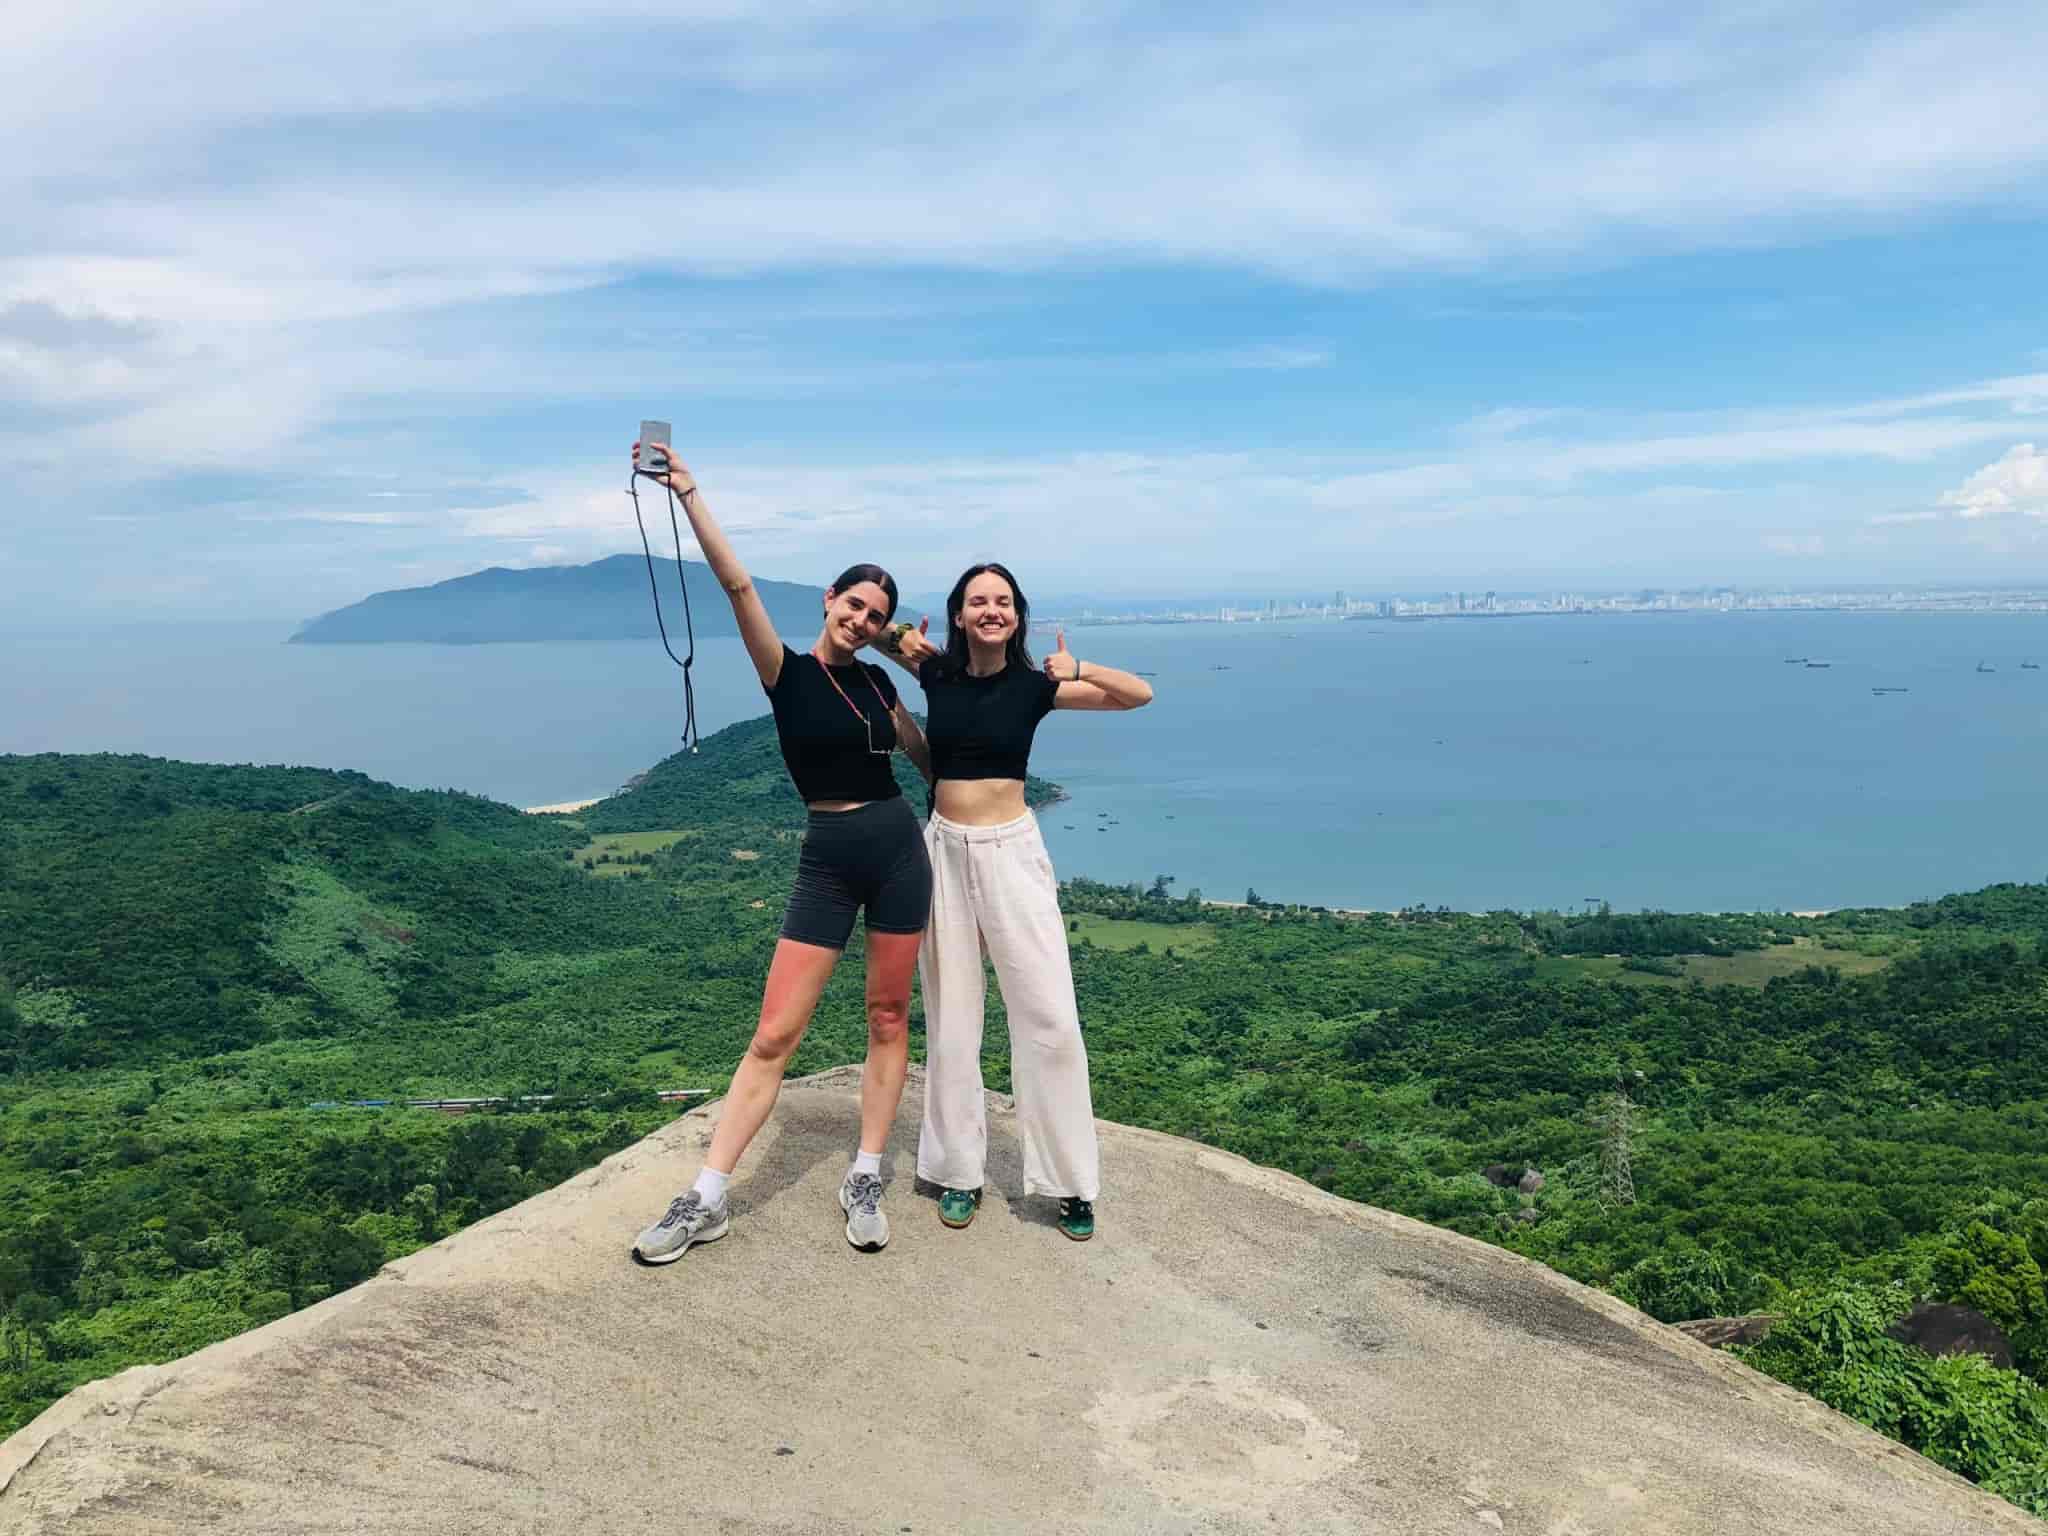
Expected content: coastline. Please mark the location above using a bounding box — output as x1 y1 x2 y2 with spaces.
1199 897 1841 918
508 799 1855 916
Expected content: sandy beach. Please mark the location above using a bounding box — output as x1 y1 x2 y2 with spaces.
522 798 602 815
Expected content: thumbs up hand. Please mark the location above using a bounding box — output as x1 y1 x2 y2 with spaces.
889 615 940 664
1045 627 1081 682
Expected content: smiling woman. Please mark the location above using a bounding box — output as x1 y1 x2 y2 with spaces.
624 438 936 1264
874 561 1154 1244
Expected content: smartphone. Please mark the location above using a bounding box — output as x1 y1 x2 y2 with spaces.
639 419 672 476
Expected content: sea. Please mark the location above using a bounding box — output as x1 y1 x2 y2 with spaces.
6 611 2045 914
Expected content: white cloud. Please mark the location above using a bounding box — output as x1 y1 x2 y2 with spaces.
241 511 412 526
1219 344 1332 371
278 380 2048 593
1762 534 1826 557
7 7 2048 321
1940 443 2048 519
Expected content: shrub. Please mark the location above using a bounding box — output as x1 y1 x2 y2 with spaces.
1743 1286 2048 1515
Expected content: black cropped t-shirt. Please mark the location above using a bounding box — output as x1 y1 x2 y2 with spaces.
765 646 902 804
917 658 1058 781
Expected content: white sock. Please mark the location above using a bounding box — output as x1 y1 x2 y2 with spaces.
850 1150 882 1178
692 1167 731 1204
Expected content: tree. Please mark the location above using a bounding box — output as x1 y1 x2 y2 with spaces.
1933 1222 2048 1373
403 1183 442 1242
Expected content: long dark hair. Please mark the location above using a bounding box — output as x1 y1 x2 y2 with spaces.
827 563 899 624
940 561 1035 676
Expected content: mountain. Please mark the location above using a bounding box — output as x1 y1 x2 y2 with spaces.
4 1068 2036 1535
288 554 829 645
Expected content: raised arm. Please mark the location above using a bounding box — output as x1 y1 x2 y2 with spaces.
1043 627 1153 711
634 443 784 689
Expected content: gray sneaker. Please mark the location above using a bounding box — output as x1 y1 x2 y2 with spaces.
839 1171 889 1252
632 1189 729 1264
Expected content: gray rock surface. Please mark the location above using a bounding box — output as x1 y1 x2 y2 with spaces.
3 1068 2039 1535
1674 1314 1782 1349
1890 1302 2017 1369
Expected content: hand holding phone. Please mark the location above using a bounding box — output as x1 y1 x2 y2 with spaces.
638 419 672 477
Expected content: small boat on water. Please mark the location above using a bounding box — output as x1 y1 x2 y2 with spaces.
2023 661 2042 671
1784 657 1808 664
1978 661 1996 674
1805 661 1831 669
1871 687 1910 696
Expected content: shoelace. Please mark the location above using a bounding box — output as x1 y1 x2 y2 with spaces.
846 1174 883 1216
1062 1198 1093 1219
658 1192 704 1230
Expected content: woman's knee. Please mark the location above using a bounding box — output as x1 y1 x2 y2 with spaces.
1022 1012 1087 1059
866 995 911 1046
745 1023 805 1067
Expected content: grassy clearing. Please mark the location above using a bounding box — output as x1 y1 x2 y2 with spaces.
573 829 695 876
632 1046 710 1084
1066 914 1216 955
1536 935 1898 989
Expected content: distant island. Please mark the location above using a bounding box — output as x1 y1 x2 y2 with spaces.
290 554 828 645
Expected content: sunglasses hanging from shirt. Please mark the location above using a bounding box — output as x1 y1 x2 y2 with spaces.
819 661 895 756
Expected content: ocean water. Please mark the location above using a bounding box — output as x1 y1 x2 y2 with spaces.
6 611 2045 913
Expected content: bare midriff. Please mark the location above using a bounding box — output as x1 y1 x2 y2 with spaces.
933 777 1029 826
807 799 872 813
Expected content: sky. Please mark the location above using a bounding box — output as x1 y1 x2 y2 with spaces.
4 1 2048 620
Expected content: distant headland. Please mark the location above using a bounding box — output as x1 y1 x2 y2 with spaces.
289 554 827 645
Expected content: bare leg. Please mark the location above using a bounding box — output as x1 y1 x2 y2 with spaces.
703 938 840 1174
857 927 924 1154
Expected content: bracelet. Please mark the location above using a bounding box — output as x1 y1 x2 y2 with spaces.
1071 658 1083 681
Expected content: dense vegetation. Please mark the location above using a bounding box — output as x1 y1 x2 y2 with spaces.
3 738 2045 1511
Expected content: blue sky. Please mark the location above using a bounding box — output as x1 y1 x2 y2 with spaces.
4 1 2047 620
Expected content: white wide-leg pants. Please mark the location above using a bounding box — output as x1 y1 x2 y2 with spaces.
916 810 1100 1201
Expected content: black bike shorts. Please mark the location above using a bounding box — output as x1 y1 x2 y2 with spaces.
781 797 933 950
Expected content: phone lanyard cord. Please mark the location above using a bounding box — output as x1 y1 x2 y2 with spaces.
628 473 700 754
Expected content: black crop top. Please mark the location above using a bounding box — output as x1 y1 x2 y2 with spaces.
917 658 1058 781
765 646 902 804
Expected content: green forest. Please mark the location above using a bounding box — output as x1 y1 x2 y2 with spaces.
2 732 2045 1513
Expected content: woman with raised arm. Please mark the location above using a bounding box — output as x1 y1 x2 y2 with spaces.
879 563 1152 1242
629 441 934 1262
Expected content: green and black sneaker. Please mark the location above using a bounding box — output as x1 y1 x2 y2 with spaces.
1057 1197 1095 1243
938 1186 982 1229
